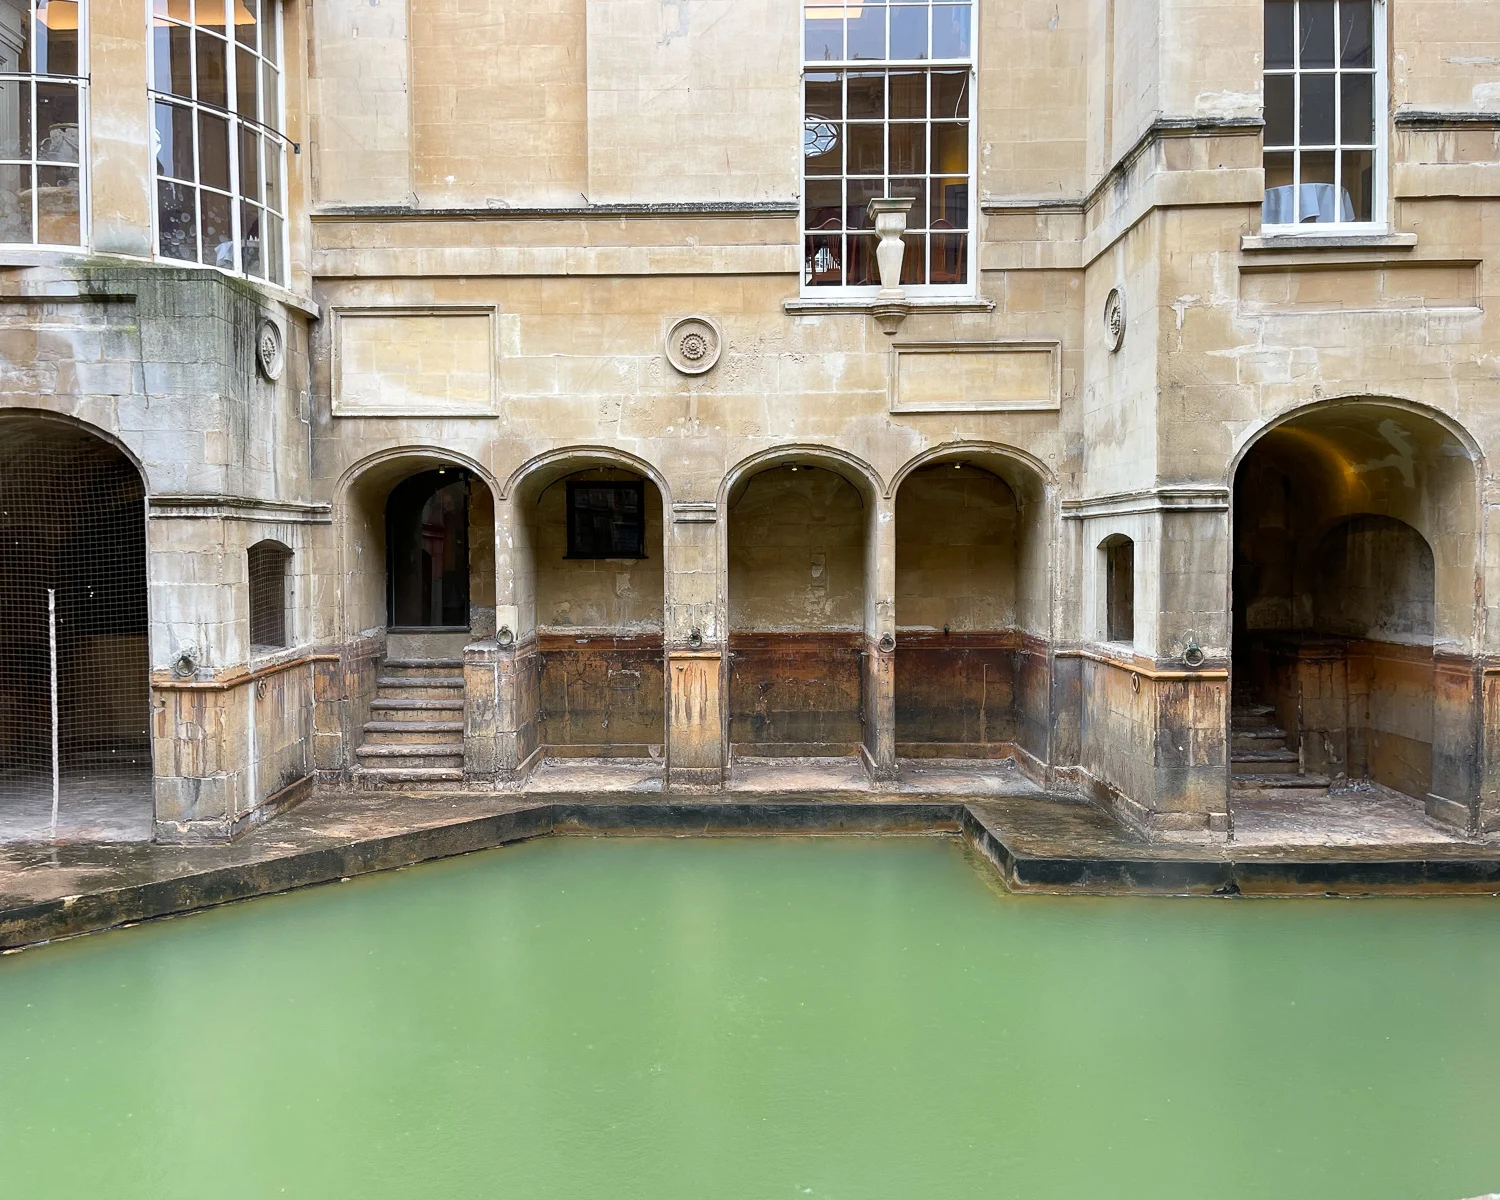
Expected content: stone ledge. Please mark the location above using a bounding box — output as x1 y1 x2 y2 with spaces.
1241 231 1419 252
783 296 996 315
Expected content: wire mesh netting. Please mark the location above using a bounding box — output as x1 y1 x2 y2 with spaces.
248 540 291 650
0 416 152 841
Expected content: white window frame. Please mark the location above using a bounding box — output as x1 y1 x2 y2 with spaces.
800 0 978 297
1261 0 1387 235
0 0 90 249
146 0 289 285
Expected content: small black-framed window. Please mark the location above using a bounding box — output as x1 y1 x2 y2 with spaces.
566 480 647 559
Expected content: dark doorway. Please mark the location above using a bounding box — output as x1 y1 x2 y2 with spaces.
386 469 470 629
0 414 151 840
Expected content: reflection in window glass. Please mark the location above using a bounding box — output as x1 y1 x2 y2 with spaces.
803 1 973 289
0 0 85 247
1262 0 1379 226
150 0 286 282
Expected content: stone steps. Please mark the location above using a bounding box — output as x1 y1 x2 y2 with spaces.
1230 697 1329 799
1230 747 1301 775
354 656 467 788
1231 726 1289 751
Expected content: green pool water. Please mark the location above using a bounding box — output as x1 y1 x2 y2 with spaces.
2 836 1498 1200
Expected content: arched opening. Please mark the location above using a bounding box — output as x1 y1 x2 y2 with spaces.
248 539 293 651
340 454 497 784
728 463 866 760
892 454 1051 766
0 413 151 841
1230 401 1479 831
526 467 666 759
1101 534 1134 645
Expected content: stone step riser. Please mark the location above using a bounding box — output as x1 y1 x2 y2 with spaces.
1232 759 1301 776
362 727 465 745
382 664 464 681
375 685 465 701
355 753 464 770
351 767 466 791
368 705 465 723
1231 732 1289 751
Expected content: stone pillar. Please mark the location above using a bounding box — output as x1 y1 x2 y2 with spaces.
861 492 897 782
665 499 725 790
485 494 539 782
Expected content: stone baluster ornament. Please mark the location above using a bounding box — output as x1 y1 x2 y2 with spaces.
867 196 914 335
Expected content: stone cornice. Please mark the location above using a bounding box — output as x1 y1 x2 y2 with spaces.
311 201 800 221
1061 486 1230 520
148 495 333 523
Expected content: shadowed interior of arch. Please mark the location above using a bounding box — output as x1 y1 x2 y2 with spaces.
1230 403 1476 812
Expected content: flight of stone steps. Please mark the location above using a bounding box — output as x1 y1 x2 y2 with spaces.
1230 701 1330 799
352 657 466 788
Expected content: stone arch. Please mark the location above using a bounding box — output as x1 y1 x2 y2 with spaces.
0 408 153 840
334 446 501 641
503 447 670 763
1228 397 1482 830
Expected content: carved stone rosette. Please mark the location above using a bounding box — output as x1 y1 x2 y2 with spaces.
665 316 723 375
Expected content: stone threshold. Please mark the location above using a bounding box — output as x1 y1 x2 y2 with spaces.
3 789 1500 951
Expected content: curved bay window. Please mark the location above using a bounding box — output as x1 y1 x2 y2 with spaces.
150 0 286 283
803 0 973 291
0 0 85 247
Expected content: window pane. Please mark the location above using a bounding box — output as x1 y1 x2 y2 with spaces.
263 136 282 210
1299 73 1334 144
153 0 191 21
804 118 842 175
890 177 925 227
899 232 925 285
155 100 194 178
264 210 283 282
198 109 231 190
847 70 884 118
1340 1 1373 67
930 175 967 227
805 73 842 121
1299 150 1336 221
35 0 80 76
889 6 927 59
239 125 260 197
931 121 967 173
197 30 228 108
846 233 878 285
0 81 31 159
931 69 967 119
240 200 262 276
846 177 883 228
889 69 925 117
804 6 843 61
258 0 277 64
152 22 193 98
1264 0 1295 69
889 122 924 173
1341 73 1373 144
197 0 227 37
1342 148 1373 221
234 0 257 47
1264 73 1294 146
1299 1 1334 67
35 82 79 162
1262 150 1294 223
930 231 966 283
157 179 198 260
0 164 34 243
847 3 885 59
805 177 842 228
35 162 79 243
262 61 279 129
931 5 970 58
201 187 233 266
6 0 33 72
805 231 842 286
847 122 883 173
237 47 258 120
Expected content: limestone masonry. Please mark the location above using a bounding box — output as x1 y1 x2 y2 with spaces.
2 0 1499 843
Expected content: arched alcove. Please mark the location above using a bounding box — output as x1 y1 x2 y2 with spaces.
1230 400 1478 818
0 412 151 840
